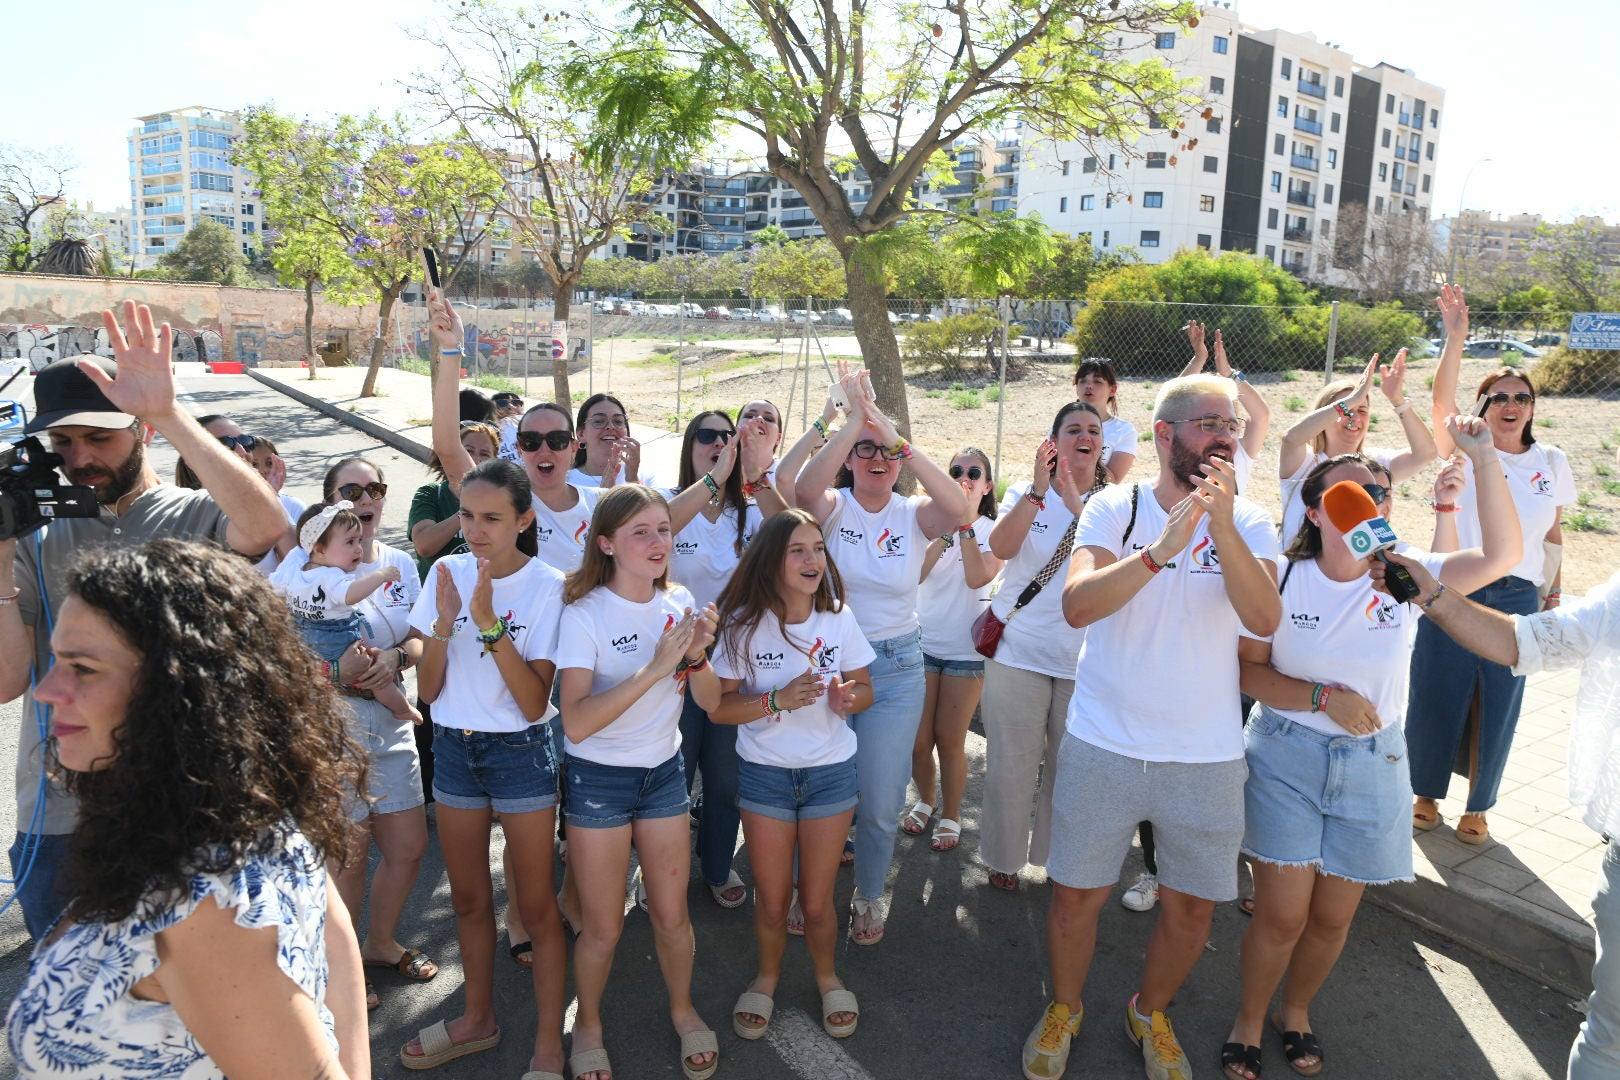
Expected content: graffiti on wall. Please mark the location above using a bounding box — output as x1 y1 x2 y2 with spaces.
0 323 222 369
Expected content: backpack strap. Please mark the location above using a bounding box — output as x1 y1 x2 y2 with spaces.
1120 483 1141 549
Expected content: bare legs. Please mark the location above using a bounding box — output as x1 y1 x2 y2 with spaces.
910 670 983 847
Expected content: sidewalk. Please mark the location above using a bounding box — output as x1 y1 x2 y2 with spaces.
248 361 1604 997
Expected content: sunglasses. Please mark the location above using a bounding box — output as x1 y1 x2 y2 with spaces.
694 428 734 446
949 464 985 481
493 395 522 406
516 430 575 453
217 434 258 451
1362 483 1390 504
1482 392 1534 408
852 441 904 461
335 482 388 501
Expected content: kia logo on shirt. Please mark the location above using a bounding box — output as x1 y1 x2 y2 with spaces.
838 527 863 545
536 526 554 543
611 633 639 652
675 541 699 555
755 651 784 661
1290 612 1321 630
1030 519 1049 533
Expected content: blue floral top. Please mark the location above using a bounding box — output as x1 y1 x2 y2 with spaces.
6 830 336 1077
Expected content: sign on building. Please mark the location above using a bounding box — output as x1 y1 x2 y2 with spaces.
1568 313 1620 350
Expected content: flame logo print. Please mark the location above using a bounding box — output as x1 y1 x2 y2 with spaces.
874 529 903 554
664 613 677 634
1364 595 1396 624
1191 536 1218 567
1530 471 1552 496
573 520 590 544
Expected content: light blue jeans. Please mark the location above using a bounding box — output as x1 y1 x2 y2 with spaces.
1571 838 1620 1079
849 628 926 902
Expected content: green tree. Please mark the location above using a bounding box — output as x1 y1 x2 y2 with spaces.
745 238 846 302
585 0 1194 437
259 227 351 379
750 224 789 248
1529 219 1618 312
158 218 251 284
579 256 645 297
501 259 554 302
0 144 75 272
944 214 1057 298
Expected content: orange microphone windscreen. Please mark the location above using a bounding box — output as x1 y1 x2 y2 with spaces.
1321 480 1380 534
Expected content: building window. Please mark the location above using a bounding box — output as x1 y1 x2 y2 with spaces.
1330 113 1341 133
1203 155 1219 173
1374 195 1385 213
1270 171 1282 192
1210 75 1226 94
1145 152 1166 169
1378 162 1388 181
1213 36 1229 54
1273 134 1286 155
1109 153 1117 169
1267 208 1280 229
1144 191 1164 208
1321 220 1331 238
1385 93 1395 113
1333 76 1345 97
1426 142 1434 161
1430 108 1439 126
1105 194 1115 209
1141 231 1161 247
1381 128 1391 148
1277 95 1289 118
1326 149 1337 167
242 221 255 234
1264 244 1276 261
1148 114 1166 129
240 203 255 216
1324 184 1334 204
1421 174 1431 193
1080 194 1094 211
1060 197 1068 212
1061 161 1070 176
1280 59 1292 79
1155 31 1176 49
1206 117 1222 133
1083 156 1098 173
1200 195 1215 212
1102 230 1110 247
1196 233 1212 249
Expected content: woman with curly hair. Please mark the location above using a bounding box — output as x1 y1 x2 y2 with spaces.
5 539 370 1079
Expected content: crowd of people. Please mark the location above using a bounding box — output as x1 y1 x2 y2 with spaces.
1 288 1614 1080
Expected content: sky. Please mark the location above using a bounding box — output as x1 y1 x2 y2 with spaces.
7 0 1616 224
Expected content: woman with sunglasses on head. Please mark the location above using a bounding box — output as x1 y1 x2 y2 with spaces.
571 393 654 490
1071 359 1138 484
1219 419 1520 1080
794 370 968 944
901 446 1003 854
555 484 722 1080
739 400 785 482
1408 285 1576 844
1276 349 1437 546
492 392 525 464
979 402 1111 892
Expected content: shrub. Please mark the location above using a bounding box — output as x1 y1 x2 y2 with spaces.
902 311 1005 379
948 388 983 409
1535 348 1620 395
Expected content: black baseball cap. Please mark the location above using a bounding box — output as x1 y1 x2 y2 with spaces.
26 358 135 433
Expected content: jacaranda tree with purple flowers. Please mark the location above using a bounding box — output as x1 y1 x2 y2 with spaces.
236 108 506 396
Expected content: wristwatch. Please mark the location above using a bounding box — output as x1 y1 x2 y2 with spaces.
1229 370 1246 383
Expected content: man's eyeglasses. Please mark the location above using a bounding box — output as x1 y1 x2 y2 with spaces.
852 441 905 461
335 482 388 501
516 430 575 453
217 434 258 452
1483 392 1534 408
1167 415 1247 436
586 414 629 431
694 429 734 446
949 465 984 481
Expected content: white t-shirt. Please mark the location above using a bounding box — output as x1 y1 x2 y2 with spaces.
351 543 420 649
407 553 563 732
1232 441 1254 497
255 494 307 576
713 605 877 769
555 584 696 767
567 465 657 490
272 560 360 622
1246 545 1448 737
532 484 602 574
1279 447 1397 551
989 483 1095 680
1102 416 1138 467
825 489 930 643
919 514 997 662
498 418 521 464
667 489 765 610
1455 442 1576 587
1066 483 1280 763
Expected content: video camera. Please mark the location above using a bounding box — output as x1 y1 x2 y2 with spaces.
0 403 99 542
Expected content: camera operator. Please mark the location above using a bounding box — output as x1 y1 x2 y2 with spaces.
0 301 286 938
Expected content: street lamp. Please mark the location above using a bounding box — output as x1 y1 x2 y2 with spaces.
1448 157 1496 286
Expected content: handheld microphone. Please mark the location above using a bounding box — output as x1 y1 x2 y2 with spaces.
1320 481 1421 603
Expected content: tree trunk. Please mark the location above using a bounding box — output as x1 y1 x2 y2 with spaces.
304 277 317 381
552 284 574 405
845 253 912 440
359 287 399 399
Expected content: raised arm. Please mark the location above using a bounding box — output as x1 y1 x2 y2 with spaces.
1433 416 1523 595
1378 552 1520 666
1195 458 1281 636
1214 330 1271 459
852 376 968 539
1063 490 1204 629
1376 349 1438 479
426 291 476 496
1429 455 1465 553
1430 284 1470 459
1279 355 1377 479
560 611 698 742
344 565 400 607
794 371 868 522
1178 319 1209 377
989 440 1055 559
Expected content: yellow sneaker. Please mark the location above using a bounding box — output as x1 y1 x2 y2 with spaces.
1022 1000 1084 1080
1124 995 1192 1080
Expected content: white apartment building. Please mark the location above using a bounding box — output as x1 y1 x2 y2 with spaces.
127 107 265 270
1017 8 1444 286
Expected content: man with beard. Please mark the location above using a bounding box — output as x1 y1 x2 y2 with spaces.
1021 374 1281 1080
0 301 285 937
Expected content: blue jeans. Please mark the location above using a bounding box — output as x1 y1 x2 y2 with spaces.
850 628 926 901
679 688 741 888
1572 839 1620 1079
8 831 72 940
1406 575 1539 812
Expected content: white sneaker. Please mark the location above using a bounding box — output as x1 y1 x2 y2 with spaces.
1121 872 1159 912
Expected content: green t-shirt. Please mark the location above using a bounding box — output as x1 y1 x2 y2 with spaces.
407 480 467 582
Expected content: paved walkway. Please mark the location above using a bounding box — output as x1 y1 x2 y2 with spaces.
248 360 1604 996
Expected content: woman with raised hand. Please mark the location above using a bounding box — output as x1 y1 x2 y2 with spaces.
794 370 968 944
738 399 786 483
1182 322 1271 494
1219 416 1520 1080
1071 358 1138 484
902 446 1004 854
6 540 369 1080
400 458 569 1078
1276 349 1436 546
1410 283 1576 844
570 392 652 489
712 509 874 1043
979 402 1111 891
555 484 722 1080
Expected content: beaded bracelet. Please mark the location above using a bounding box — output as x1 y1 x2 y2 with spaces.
477 615 508 646
888 437 913 460
759 689 782 720
1334 400 1354 420
743 475 770 498
701 473 722 506
1140 548 1165 574
812 417 830 441
1310 682 1325 711
1024 490 1047 511
1420 582 1449 610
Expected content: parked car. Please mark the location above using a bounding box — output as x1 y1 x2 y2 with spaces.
789 309 822 324
677 302 705 318
704 306 733 320
822 308 854 326
1528 332 1565 348
757 306 785 322
1464 338 1543 360
625 301 650 316
651 304 680 318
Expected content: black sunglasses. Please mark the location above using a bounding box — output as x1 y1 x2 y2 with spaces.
516 429 575 453
949 465 984 481
1483 392 1534 408
1362 483 1390 505
217 434 258 451
694 428 735 446
335 481 387 501
493 395 523 406
852 441 904 461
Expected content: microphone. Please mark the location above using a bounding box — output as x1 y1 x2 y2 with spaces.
1320 481 1421 603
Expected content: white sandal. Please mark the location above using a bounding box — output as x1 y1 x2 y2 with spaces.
931 818 961 852
899 801 933 836
709 869 748 909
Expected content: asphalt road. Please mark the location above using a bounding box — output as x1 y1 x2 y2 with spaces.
0 368 1590 1079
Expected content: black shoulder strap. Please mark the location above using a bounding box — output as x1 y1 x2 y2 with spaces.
1279 557 1297 593
1120 483 1140 548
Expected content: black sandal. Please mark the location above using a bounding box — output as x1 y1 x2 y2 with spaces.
1221 1042 1262 1079
1272 1021 1324 1078
508 940 534 967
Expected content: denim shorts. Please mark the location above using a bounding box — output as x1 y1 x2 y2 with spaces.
737 757 859 822
431 722 558 815
565 752 689 829
299 614 366 662
1242 704 1414 885
922 652 985 678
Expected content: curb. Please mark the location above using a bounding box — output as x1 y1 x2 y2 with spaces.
246 368 430 464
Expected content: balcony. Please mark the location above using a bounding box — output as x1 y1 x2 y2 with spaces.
704 179 746 194
1394 145 1408 161
940 181 977 196
141 183 181 196
1290 154 1319 172
1297 79 1327 99
140 162 181 177
779 196 807 210
993 162 1018 174
711 223 745 233
141 120 178 134
1286 190 1317 207
1399 110 1413 126
1284 225 1313 243
1293 116 1322 135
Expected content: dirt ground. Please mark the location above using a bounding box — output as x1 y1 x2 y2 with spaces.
573 329 1618 595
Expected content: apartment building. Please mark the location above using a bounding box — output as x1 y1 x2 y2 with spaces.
1016 9 1444 286
127 108 265 270
1442 210 1620 274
